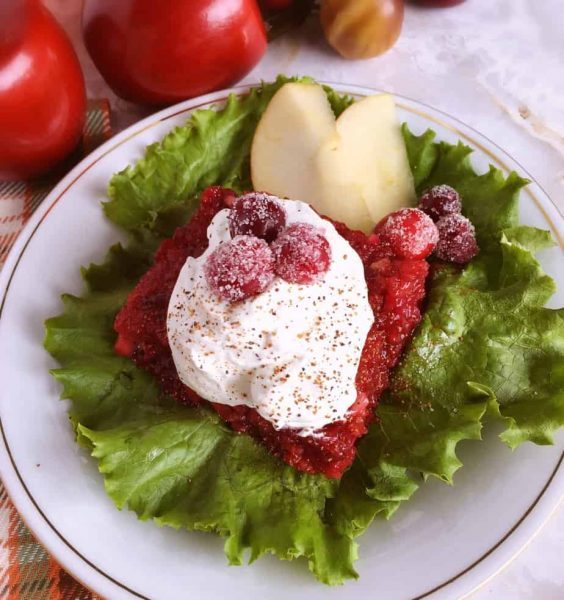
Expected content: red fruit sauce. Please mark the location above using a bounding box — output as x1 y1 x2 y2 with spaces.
114 187 430 478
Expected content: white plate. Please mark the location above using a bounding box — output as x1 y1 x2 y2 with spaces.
0 84 562 600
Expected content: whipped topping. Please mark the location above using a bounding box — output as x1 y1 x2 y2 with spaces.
166 199 374 434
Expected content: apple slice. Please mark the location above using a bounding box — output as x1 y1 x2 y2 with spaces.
251 82 372 231
314 150 374 233
345 94 416 225
251 83 416 233
250 83 336 204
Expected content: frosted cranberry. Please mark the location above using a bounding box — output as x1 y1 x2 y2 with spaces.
204 235 275 301
374 208 439 260
228 192 287 243
222 190 237 208
271 223 331 284
435 213 479 264
201 186 236 208
418 185 462 221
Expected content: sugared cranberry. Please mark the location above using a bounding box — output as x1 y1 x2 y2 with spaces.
228 192 287 243
205 235 275 301
222 190 237 208
418 185 462 221
435 213 479 264
201 186 236 208
271 223 331 284
374 208 439 260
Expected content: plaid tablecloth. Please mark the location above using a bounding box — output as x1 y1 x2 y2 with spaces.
0 101 111 599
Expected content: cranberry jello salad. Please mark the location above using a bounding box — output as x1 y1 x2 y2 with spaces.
168 197 373 434
114 177 475 479
45 78 563 585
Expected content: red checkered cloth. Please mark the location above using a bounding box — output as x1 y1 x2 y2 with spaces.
0 100 111 266
0 100 111 598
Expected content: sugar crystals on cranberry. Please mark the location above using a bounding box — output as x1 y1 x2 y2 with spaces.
204 235 275 301
228 192 287 243
434 213 478 264
201 185 237 209
418 185 462 221
374 207 439 260
271 223 331 284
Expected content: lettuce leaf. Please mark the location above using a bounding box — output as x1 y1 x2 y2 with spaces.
394 128 564 448
340 129 564 521
44 80 564 585
79 411 357 585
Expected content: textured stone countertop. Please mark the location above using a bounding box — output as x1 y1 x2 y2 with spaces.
45 1 564 597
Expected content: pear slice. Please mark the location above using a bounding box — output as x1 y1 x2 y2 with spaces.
250 83 336 204
342 94 416 225
250 83 416 234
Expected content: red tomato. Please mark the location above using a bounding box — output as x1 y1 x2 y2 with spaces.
0 1 86 181
82 0 268 106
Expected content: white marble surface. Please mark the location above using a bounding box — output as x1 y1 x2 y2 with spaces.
44 1 564 598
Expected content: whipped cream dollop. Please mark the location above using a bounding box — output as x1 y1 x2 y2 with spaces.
167 199 374 434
